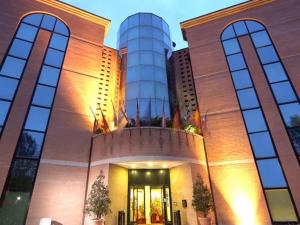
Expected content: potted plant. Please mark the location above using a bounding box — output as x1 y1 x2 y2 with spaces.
85 171 111 225
192 175 214 225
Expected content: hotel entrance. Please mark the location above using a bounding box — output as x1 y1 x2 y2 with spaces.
128 170 172 225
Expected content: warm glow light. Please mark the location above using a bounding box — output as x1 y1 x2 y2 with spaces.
16 196 21 201
147 162 153 167
163 164 167 168
146 171 151 175
131 164 136 169
213 164 261 224
232 191 255 225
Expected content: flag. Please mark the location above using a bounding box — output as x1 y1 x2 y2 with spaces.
111 99 118 127
99 106 110 133
118 103 128 129
135 98 140 127
173 108 180 129
193 108 201 134
162 98 166 128
147 97 152 126
90 105 99 132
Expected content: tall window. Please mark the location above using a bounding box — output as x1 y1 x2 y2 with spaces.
221 20 299 223
0 13 69 224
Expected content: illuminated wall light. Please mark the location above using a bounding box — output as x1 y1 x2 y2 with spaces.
162 164 167 168
146 171 151 176
232 191 255 225
159 170 164 174
16 196 21 201
147 162 153 167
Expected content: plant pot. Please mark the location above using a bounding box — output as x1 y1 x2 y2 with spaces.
198 217 211 225
91 219 105 225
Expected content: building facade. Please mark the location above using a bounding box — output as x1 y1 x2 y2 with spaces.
0 0 299 225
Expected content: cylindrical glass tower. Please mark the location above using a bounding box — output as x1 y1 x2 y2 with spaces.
118 13 172 120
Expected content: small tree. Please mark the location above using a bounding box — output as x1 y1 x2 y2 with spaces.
192 175 213 218
85 172 111 220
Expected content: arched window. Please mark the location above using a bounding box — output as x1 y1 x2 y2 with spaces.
0 13 69 224
221 20 299 223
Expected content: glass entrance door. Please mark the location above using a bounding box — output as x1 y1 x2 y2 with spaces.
129 185 171 225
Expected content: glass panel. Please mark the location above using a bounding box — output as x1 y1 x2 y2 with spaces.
140 38 152 51
162 20 169 34
155 83 168 99
137 188 145 221
127 66 140 82
54 20 69 36
231 69 252 90
265 189 298 222
126 99 137 119
227 53 246 71
16 23 38 42
140 66 154 81
23 14 43 26
0 191 31 225
140 52 153 65
279 103 300 127
140 27 153 38
16 131 44 158
38 65 60 87
128 39 139 53
0 76 18 100
257 45 279 64
140 81 154 98
245 21 264 33
271 81 297 104
233 21 248 36
251 30 271 48
151 188 163 223
237 88 259 109
41 14 56 31
249 132 276 158
128 27 139 40
263 62 287 83
44 48 64 68
0 56 26 78
8 159 38 191
32 85 55 107
288 127 300 156
49 33 68 51
128 15 139 28
257 159 287 188
140 14 152 25
154 53 164 67
153 29 163 41
153 40 164 53
154 67 167 83
0 100 10 126
222 25 235 40
127 52 139 67
223 38 240 55
152 15 162 29
9 39 32 59
24 106 50 132
243 109 267 133
126 82 139 100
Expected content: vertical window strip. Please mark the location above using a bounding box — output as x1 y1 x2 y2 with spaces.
0 13 69 137
250 29 300 160
0 13 69 225
222 20 298 222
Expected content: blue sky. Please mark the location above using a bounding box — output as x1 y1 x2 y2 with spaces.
61 0 247 50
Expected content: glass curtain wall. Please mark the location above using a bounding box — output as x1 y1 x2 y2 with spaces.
117 13 172 121
0 13 69 225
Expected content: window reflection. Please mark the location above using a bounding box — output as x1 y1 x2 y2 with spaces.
227 53 246 71
271 81 296 104
25 106 50 132
0 76 18 100
279 103 300 127
249 132 275 158
243 109 267 133
16 131 44 158
0 100 10 125
9 39 32 59
16 23 38 42
257 45 278 64
44 48 64 68
0 56 26 78
231 69 252 90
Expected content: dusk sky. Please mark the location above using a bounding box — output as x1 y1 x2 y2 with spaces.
60 0 248 50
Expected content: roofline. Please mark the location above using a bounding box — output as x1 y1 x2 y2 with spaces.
180 0 274 40
36 0 111 37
